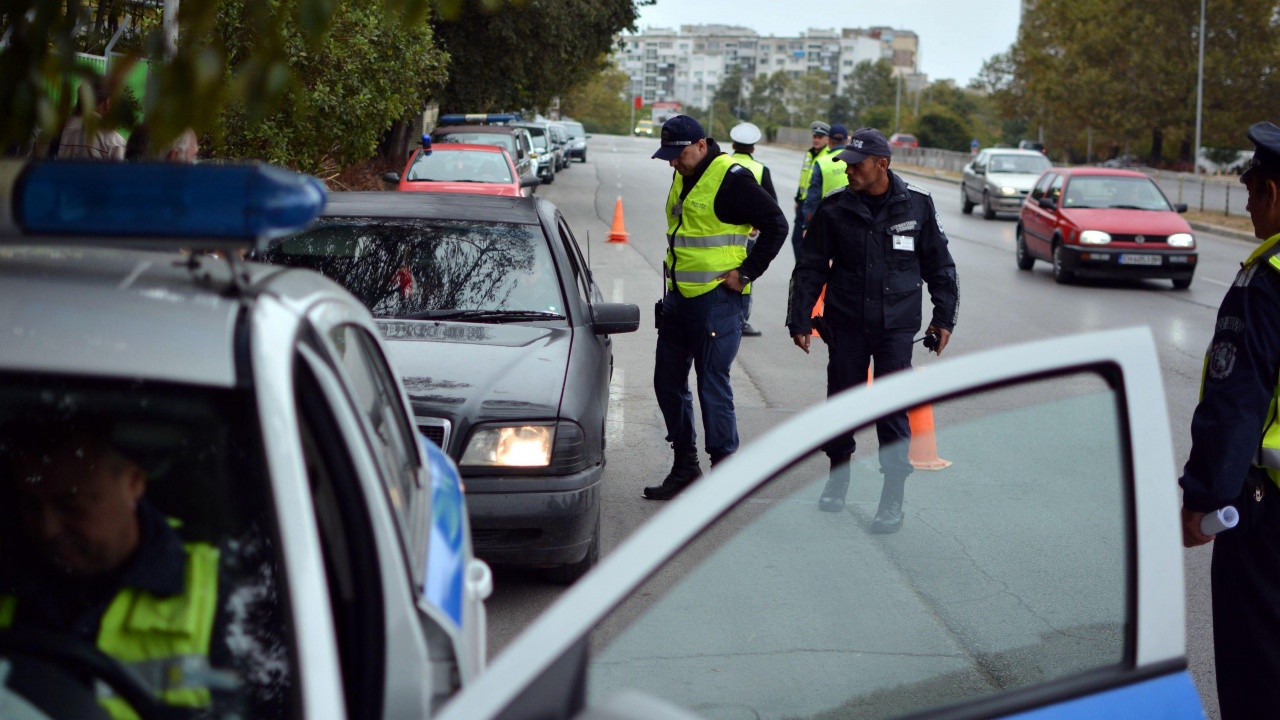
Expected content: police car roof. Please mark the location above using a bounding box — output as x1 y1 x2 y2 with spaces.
321 191 543 225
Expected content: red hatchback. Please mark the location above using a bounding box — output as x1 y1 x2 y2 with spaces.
1016 167 1197 288
383 143 539 197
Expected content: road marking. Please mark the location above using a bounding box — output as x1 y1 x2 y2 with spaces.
118 261 151 289
612 278 624 303
1202 276 1231 288
606 368 624 444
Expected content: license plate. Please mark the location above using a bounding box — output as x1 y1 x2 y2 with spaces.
1119 254 1162 266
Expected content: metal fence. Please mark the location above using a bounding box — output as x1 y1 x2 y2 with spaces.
774 126 813 146
893 146 975 174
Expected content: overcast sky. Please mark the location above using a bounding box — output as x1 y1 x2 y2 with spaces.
632 0 1024 86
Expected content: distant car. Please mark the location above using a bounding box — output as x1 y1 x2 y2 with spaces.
511 120 561 184
382 142 540 197
1100 153 1142 169
560 120 590 162
634 119 654 137
888 133 918 148
261 192 641 584
547 123 570 171
1016 167 1197 288
432 115 539 190
961 148 1053 219
1018 140 1046 153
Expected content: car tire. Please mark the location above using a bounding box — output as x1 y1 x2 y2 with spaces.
982 191 996 220
579 150 588 163
1172 277 1193 290
1015 228 1035 270
543 169 555 185
961 186 975 215
1052 242 1075 284
543 507 599 585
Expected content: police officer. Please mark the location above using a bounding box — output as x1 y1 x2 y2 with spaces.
793 121 831 258
645 115 788 500
1180 121 1280 719
729 121 778 337
802 123 850 225
787 127 959 533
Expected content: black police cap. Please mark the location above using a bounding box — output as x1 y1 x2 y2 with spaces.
1245 122 1280 177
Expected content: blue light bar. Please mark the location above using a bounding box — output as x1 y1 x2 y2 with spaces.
12 161 327 249
437 113 521 126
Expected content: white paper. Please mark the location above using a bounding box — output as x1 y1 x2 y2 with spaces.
1200 506 1240 535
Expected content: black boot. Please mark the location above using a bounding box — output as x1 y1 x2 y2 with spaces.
870 475 906 533
818 456 851 512
644 449 702 500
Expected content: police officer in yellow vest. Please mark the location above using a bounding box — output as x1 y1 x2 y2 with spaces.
0 424 230 720
729 121 778 338
644 115 788 500
802 123 850 225
1181 121 1280 720
792 121 831 258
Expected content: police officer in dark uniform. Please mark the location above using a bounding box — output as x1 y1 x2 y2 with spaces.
644 115 788 500
787 127 959 533
1181 121 1280 719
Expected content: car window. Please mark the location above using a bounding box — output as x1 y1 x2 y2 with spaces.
989 154 1052 174
437 133 515 156
406 149 514 183
264 219 566 319
0 373 295 718
583 371 1129 719
1030 173 1053 200
1047 173 1065 200
972 151 987 170
556 215 592 305
1062 176 1172 211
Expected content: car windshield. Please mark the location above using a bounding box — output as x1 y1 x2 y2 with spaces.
0 374 293 719
988 154 1052 174
1062 176 1171 210
406 149 513 183
437 132 515 155
563 123 585 139
264 219 566 320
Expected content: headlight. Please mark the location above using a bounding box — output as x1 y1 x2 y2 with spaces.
1167 232 1195 248
1079 230 1112 245
461 424 554 467
1001 186 1018 195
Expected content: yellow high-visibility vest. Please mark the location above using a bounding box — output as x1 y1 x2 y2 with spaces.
665 154 754 297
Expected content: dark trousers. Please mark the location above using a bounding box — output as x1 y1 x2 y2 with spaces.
790 204 806 260
1212 471 1280 719
654 285 745 459
821 328 914 478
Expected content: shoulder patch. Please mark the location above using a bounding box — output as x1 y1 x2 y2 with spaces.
906 182 931 196
729 164 748 175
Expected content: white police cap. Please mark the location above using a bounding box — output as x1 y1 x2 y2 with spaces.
729 122 762 146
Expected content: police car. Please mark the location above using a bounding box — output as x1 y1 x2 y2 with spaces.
0 161 489 720
436 328 1205 720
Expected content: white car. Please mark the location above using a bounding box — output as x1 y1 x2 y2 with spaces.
962 148 1053 219
0 160 490 720
439 328 1204 720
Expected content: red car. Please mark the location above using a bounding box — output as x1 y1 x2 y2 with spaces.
888 133 919 148
1016 167 1197 288
382 142 540 197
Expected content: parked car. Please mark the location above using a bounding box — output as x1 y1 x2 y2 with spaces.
547 123 571 171
261 192 640 583
432 114 538 192
1101 153 1143 169
962 148 1053 219
888 132 918 148
382 141 540 197
634 119 654 137
434 327 1204 720
1018 139 1046 153
511 120 561 184
1016 167 1197 288
559 120 590 163
0 160 491 720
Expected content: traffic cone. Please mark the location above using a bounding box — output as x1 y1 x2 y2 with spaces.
607 197 629 243
810 286 826 337
865 369 951 470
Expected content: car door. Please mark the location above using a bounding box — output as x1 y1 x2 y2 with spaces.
437 328 1200 720
964 150 988 202
1022 172 1057 258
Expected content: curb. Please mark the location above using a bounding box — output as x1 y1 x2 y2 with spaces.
894 167 961 185
1188 221 1257 243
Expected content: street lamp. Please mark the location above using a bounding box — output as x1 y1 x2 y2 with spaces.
1194 0 1206 174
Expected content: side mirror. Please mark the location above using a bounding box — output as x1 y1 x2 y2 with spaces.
585 135 593 139
592 302 640 335
1038 196 1057 210
381 172 400 185
520 175 542 189
1175 203 1188 213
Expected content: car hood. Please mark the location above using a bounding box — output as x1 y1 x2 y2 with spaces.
377 319 570 429
397 182 521 197
986 172 1042 191
1059 208 1192 235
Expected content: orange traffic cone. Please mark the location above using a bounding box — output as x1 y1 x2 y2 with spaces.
607 197 629 243
864 369 952 470
810 286 826 337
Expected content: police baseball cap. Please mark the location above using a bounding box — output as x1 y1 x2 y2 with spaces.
729 122 762 145
810 121 830 137
1243 121 1280 181
652 115 706 161
828 123 849 141
835 127 893 165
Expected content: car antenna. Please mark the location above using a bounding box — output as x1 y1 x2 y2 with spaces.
586 229 591 270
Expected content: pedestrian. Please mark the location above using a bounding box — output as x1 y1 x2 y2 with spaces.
125 123 200 162
792 121 831 259
644 115 788 501
802 123 850 226
786 127 959 533
51 77 126 161
1180 121 1280 720
728 121 778 338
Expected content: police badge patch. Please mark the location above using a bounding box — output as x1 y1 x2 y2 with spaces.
1209 341 1238 380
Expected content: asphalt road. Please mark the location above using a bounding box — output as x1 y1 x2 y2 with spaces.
485 133 1249 718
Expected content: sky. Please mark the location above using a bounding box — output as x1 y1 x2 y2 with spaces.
632 0 1024 86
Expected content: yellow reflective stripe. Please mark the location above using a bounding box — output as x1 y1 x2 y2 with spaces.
1245 231 1280 267
669 232 750 249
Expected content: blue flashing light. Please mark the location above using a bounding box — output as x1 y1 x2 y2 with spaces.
438 113 521 126
16 162 327 248
421 437 465 630
420 135 432 155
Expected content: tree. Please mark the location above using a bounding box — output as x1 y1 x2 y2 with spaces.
561 66 632 135
842 59 895 122
792 69 835 124
714 64 748 119
915 112 970 152
747 69 793 135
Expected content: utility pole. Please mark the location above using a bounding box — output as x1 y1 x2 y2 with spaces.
1194 0 1207 175
894 71 902 132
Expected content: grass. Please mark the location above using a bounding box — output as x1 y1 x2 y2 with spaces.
1183 211 1255 236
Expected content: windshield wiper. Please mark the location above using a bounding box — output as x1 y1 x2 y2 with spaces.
394 309 565 322
1109 204 1150 210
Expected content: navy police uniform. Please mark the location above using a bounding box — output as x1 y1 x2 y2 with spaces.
1180 121 1280 720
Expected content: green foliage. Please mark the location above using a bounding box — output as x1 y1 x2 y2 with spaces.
431 0 648 112
561 66 632 135
860 106 895 134
714 64 747 116
212 0 448 174
792 69 836 123
747 69 793 128
914 112 971 151
1203 146 1244 167
843 59 895 121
